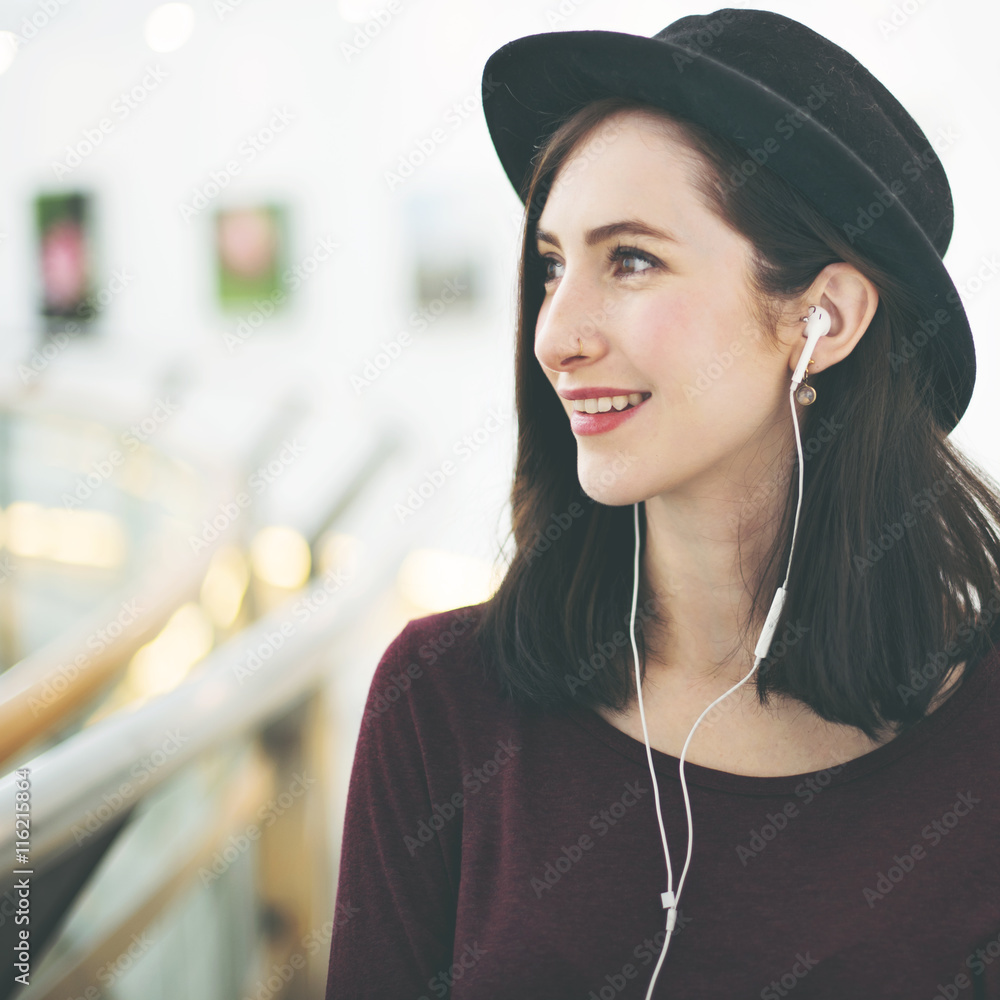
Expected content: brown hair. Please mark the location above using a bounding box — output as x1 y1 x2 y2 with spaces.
472 96 1000 741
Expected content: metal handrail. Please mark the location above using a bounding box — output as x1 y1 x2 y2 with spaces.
17 742 275 1000
0 517 414 865
0 386 237 764
0 394 402 767
0 527 229 767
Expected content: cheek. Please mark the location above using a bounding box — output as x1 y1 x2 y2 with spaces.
629 296 710 384
533 302 552 360
634 293 767 405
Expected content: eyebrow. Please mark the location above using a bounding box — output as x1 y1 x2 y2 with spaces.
534 218 679 250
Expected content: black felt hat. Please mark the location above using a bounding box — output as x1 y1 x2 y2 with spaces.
481 8 975 432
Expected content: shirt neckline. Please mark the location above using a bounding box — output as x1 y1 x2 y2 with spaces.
567 642 998 795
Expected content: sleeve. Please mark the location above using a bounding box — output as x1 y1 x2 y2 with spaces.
324 623 459 1000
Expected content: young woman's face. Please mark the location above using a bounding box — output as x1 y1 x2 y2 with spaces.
533 110 798 507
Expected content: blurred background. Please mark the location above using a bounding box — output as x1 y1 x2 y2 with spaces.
0 0 997 997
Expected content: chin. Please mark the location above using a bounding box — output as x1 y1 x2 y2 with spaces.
577 459 644 507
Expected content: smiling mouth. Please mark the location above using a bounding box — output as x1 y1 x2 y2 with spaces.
572 392 650 414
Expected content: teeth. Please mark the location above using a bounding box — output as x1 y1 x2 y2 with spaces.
572 393 646 413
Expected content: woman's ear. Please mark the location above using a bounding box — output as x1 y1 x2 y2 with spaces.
787 262 879 374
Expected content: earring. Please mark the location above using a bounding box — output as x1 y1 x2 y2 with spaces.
794 359 817 405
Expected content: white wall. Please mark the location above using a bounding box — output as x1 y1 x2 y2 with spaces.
0 0 997 556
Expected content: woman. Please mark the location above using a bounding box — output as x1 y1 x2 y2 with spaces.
325 10 1000 998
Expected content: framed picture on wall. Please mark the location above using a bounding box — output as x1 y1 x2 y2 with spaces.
214 204 288 312
34 191 96 330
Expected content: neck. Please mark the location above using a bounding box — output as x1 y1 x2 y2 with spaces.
640 443 795 694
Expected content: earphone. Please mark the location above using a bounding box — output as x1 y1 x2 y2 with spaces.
791 305 832 395
632 304 831 998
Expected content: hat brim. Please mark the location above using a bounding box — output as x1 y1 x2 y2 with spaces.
482 29 975 432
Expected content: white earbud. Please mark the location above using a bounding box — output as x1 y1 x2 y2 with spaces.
791 305 831 390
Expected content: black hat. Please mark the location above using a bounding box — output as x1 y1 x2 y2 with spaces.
481 8 975 432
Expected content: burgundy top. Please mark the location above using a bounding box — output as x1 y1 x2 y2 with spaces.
324 603 1000 999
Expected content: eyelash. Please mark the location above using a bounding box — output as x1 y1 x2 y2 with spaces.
537 244 661 284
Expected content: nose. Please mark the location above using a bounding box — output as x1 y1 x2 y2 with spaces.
533 264 612 374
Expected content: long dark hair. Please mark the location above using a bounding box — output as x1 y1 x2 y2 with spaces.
472 96 1000 741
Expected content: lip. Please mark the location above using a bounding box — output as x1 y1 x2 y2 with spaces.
558 387 648 401
567 392 651 436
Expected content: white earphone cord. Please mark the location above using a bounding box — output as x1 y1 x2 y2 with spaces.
633 308 825 998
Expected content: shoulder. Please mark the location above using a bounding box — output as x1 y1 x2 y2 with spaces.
373 601 487 686
361 600 502 733
389 602 485 667
356 600 526 797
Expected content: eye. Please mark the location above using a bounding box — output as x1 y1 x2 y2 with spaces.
540 256 564 283
607 245 659 276
534 245 662 286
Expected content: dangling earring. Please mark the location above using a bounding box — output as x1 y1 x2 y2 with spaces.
794 359 817 405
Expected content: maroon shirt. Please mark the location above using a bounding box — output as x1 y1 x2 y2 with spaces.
324 603 1000 999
